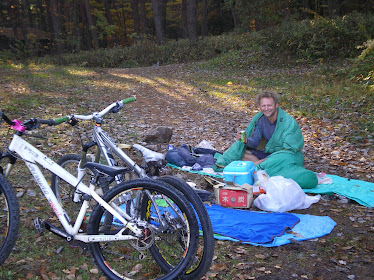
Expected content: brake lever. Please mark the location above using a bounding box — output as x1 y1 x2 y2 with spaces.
22 118 40 130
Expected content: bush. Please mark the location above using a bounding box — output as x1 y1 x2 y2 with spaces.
258 12 374 60
34 12 374 67
350 39 374 87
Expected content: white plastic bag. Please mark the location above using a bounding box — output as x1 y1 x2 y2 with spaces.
253 176 320 212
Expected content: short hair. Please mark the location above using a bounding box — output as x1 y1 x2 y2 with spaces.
256 91 279 105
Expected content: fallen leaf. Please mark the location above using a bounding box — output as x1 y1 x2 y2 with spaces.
89 268 99 274
210 263 227 271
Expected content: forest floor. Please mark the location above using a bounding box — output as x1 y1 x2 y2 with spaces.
0 61 373 280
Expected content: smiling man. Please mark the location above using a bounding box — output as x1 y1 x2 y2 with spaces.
236 92 282 165
214 91 318 189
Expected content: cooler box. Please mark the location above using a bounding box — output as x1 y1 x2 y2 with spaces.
223 161 255 185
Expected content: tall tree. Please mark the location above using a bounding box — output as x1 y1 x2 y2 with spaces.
151 0 166 44
201 0 208 36
49 0 64 52
139 0 147 33
181 0 188 38
20 0 31 50
73 0 81 52
84 0 99 49
187 0 197 41
132 0 141 34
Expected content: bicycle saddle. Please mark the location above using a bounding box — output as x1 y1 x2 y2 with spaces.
132 144 165 162
83 162 130 177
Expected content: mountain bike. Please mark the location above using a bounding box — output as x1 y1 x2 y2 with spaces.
50 97 214 280
0 108 199 280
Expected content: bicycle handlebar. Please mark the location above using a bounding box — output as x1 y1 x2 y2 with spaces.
72 96 136 121
0 110 15 126
1 109 70 132
0 97 135 132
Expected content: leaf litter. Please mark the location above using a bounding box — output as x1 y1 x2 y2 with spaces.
0 62 373 279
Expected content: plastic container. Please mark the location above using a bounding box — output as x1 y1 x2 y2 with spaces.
223 161 255 185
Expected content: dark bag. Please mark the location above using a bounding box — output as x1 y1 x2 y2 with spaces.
165 144 217 168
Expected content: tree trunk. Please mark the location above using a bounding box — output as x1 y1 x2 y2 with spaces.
104 0 114 25
139 0 147 33
151 0 165 44
84 0 99 49
201 0 208 36
228 0 240 29
187 0 197 41
49 0 63 52
73 0 81 52
20 0 31 50
181 0 188 38
328 0 341 17
132 0 141 35
302 0 310 19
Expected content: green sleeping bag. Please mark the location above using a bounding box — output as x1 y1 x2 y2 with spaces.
213 108 317 189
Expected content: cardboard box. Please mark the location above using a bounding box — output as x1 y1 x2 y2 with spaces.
223 161 255 185
214 182 253 208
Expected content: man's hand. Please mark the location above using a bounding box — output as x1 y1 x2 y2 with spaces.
236 131 241 141
236 131 247 143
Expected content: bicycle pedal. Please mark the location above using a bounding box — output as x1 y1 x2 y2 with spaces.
34 217 46 234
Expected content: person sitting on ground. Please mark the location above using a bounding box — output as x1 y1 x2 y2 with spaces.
213 91 318 189
236 91 282 165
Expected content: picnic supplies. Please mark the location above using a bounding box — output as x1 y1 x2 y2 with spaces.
223 161 255 185
205 204 300 243
207 204 336 247
253 176 321 212
214 182 253 208
165 144 219 168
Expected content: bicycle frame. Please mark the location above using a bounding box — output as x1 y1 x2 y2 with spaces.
69 121 187 230
72 124 147 202
7 134 143 241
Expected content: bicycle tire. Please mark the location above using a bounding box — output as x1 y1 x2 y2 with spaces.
51 153 82 199
156 176 214 279
0 174 20 265
50 154 86 219
87 179 199 280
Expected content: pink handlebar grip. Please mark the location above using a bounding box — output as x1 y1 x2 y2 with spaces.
11 119 26 132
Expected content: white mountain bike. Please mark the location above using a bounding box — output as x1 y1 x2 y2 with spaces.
50 97 214 280
0 108 199 280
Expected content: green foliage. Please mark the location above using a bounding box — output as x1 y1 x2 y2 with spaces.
257 12 374 60
35 33 249 68
350 39 374 87
33 12 374 69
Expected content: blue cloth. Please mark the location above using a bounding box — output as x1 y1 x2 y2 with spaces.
206 204 336 247
304 174 374 208
205 204 300 243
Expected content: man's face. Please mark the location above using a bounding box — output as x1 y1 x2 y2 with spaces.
259 97 278 119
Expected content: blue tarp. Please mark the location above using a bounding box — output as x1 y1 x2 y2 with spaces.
206 204 336 247
305 174 374 208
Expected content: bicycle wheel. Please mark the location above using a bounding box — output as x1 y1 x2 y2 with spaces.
0 174 20 265
87 179 199 280
156 176 214 279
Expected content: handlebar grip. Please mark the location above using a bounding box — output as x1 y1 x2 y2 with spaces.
38 117 68 126
122 96 136 104
38 119 56 126
54 116 68 124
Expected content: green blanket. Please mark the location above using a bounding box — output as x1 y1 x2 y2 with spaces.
213 108 318 189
